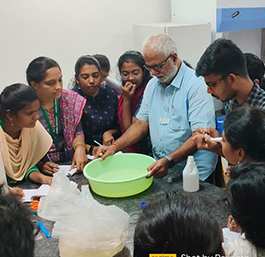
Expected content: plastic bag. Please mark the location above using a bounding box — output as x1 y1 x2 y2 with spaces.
38 171 130 257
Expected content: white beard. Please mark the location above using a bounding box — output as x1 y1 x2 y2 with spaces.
156 63 178 84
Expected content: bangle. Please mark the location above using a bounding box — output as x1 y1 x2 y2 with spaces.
73 142 86 151
112 142 119 152
88 145 94 155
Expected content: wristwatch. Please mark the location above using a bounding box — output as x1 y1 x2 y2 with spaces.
164 155 175 169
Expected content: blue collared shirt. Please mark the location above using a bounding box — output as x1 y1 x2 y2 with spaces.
136 62 217 180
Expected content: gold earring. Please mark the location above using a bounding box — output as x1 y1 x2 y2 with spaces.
237 161 240 164
10 119 14 127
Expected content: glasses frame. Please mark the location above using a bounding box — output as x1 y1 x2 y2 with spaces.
144 53 172 72
206 75 228 90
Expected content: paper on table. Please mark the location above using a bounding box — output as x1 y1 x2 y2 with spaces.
222 227 241 243
56 165 77 177
87 154 94 160
23 184 50 202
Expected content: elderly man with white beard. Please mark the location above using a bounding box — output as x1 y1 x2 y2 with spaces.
96 34 217 183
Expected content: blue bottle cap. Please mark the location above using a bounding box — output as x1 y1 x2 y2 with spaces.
140 201 147 209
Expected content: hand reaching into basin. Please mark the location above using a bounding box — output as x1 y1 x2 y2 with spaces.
146 158 169 178
94 144 118 161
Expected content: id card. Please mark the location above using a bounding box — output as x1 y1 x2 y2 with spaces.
159 118 171 125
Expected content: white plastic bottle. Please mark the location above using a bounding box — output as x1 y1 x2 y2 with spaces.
183 156 199 192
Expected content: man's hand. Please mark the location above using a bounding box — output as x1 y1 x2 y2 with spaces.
193 127 223 156
147 158 169 178
195 126 221 137
94 145 117 161
193 134 220 151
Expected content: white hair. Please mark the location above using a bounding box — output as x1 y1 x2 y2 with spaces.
142 34 177 56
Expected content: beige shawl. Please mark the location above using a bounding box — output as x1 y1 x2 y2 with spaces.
0 121 52 181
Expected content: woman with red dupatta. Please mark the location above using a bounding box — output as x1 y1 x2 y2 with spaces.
104 51 152 155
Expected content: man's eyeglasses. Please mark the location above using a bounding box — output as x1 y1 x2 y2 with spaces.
144 53 172 72
206 75 228 90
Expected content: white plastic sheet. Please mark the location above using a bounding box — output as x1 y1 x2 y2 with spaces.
38 171 130 257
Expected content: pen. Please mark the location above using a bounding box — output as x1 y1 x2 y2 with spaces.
93 140 104 157
229 218 237 230
47 153 52 163
93 140 102 146
210 137 222 143
37 221 51 238
47 154 60 173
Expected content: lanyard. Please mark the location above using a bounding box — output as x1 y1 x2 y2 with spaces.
0 120 4 131
41 99 59 142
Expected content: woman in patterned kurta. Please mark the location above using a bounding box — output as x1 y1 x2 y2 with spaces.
72 55 119 155
26 57 87 173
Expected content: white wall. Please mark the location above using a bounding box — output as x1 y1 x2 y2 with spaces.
0 0 171 90
133 23 211 68
227 29 262 57
171 0 217 35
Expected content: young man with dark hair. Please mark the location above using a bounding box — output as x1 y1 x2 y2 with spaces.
194 38 265 155
196 38 265 114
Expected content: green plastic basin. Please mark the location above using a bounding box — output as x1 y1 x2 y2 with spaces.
83 153 155 198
